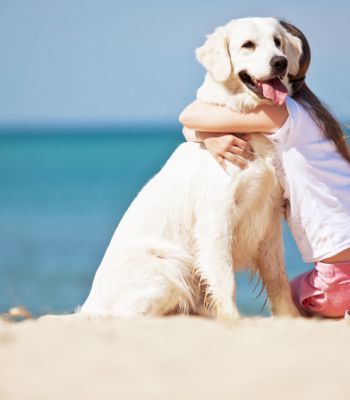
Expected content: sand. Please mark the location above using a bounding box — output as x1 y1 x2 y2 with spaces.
0 316 349 400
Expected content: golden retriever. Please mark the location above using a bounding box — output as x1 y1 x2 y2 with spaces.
58 17 303 320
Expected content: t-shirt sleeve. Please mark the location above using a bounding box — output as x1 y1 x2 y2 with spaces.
262 97 304 149
285 96 322 149
266 97 296 147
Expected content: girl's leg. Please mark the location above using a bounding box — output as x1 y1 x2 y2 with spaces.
290 261 350 318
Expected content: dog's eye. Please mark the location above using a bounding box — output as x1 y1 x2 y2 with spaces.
274 37 281 47
242 41 255 49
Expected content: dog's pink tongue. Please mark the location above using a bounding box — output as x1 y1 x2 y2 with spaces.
262 79 288 105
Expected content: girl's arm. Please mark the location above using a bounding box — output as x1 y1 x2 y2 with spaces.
179 100 288 133
179 100 288 169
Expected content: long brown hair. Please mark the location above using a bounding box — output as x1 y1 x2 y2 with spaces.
279 20 350 163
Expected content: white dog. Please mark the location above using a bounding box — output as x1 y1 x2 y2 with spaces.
74 17 302 320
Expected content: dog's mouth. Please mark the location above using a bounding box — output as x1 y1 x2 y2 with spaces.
239 71 288 105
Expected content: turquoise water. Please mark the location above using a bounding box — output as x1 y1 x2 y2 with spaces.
0 126 315 317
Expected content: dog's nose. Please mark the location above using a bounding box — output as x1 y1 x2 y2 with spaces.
270 56 288 73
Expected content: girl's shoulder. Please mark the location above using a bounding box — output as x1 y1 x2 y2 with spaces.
267 96 320 148
284 96 321 136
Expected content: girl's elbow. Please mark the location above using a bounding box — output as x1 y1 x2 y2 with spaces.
179 102 200 127
178 110 187 125
179 109 194 127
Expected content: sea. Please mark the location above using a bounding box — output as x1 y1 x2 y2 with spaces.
2 124 347 317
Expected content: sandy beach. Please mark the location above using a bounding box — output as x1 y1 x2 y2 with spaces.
1 316 349 400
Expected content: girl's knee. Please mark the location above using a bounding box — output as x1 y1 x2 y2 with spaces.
290 263 350 318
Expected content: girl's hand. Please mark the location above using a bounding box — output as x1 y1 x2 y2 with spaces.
198 132 254 170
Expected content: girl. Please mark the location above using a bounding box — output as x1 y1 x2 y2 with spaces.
179 22 350 318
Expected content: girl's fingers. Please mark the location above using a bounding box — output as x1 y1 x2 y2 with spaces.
229 135 252 151
202 133 255 169
216 156 227 171
224 152 248 169
228 145 254 160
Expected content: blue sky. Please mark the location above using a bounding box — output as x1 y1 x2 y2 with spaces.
1 0 349 124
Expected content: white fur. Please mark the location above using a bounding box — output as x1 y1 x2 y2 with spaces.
196 17 302 111
63 17 302 321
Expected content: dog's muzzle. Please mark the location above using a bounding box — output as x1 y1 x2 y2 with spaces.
270 56 288 75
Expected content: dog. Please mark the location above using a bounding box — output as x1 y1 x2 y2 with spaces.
64 17 303 320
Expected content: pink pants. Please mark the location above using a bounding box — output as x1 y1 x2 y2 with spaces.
290 261 350 318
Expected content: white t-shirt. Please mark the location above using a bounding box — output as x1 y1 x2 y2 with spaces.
268 96 350 263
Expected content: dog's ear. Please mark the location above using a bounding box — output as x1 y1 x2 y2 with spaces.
195 27 232 82
282 28 303 76
279 20 310 82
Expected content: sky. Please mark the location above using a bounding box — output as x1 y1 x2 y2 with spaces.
1 0 350 125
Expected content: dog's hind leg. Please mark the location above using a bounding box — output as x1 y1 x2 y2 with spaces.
80 241 195 318
193 210 240 321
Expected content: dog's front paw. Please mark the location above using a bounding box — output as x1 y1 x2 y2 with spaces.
215 304 240 322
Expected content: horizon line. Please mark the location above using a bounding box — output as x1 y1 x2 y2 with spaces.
0 118 349 134
0 120 184 134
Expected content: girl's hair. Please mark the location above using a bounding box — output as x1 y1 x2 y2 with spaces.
279 20 350 163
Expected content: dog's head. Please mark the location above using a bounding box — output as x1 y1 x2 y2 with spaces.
196 17 304 105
